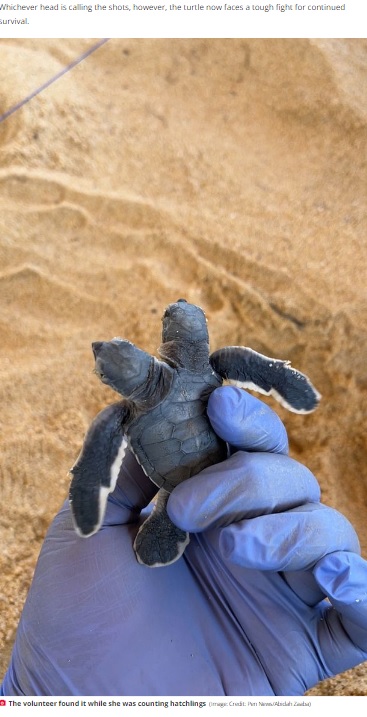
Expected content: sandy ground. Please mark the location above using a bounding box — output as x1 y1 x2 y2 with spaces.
0 38 366 695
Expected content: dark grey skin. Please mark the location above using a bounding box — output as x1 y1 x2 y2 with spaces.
69 299 320 567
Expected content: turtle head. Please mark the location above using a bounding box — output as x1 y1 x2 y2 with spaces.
92 339 153 398
162 299 209 343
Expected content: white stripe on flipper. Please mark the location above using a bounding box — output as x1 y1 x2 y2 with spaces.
225 371 321 415
134 529 190 567
225 381 321 414
95 436 128 534
220 346 321 414
110 435 128 485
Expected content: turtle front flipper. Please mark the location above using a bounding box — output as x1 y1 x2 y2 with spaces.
69 401 130 536
210 346 320 414
134 489 189 567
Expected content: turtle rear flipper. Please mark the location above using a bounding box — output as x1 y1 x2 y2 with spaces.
134 489 189 567
210 346 320 414
69 401 130 536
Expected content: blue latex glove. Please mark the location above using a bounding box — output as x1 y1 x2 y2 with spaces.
2 387 367 696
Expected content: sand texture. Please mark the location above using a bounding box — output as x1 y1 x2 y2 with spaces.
0 38 367 695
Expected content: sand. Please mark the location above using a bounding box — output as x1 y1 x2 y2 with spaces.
0 38 366 695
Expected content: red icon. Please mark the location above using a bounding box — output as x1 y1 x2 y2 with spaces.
0 700 6 706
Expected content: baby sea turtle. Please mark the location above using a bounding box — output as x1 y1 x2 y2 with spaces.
69 299 320 567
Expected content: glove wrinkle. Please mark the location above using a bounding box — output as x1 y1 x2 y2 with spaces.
186 532 335 695
184 534 276 696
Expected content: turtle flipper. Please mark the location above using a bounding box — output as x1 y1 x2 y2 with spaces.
210 346 320 414
69 401 130 536
134 489 189 567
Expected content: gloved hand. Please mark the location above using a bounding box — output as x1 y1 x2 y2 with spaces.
2 387 367 696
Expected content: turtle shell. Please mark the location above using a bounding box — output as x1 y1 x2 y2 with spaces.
126 368 226 492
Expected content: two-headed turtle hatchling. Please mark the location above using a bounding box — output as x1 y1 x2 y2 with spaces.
69 299 320 567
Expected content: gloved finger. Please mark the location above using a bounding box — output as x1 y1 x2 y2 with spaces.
207 386 289 454
218 503 360 571
314 551 367 654
168 451 320 532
